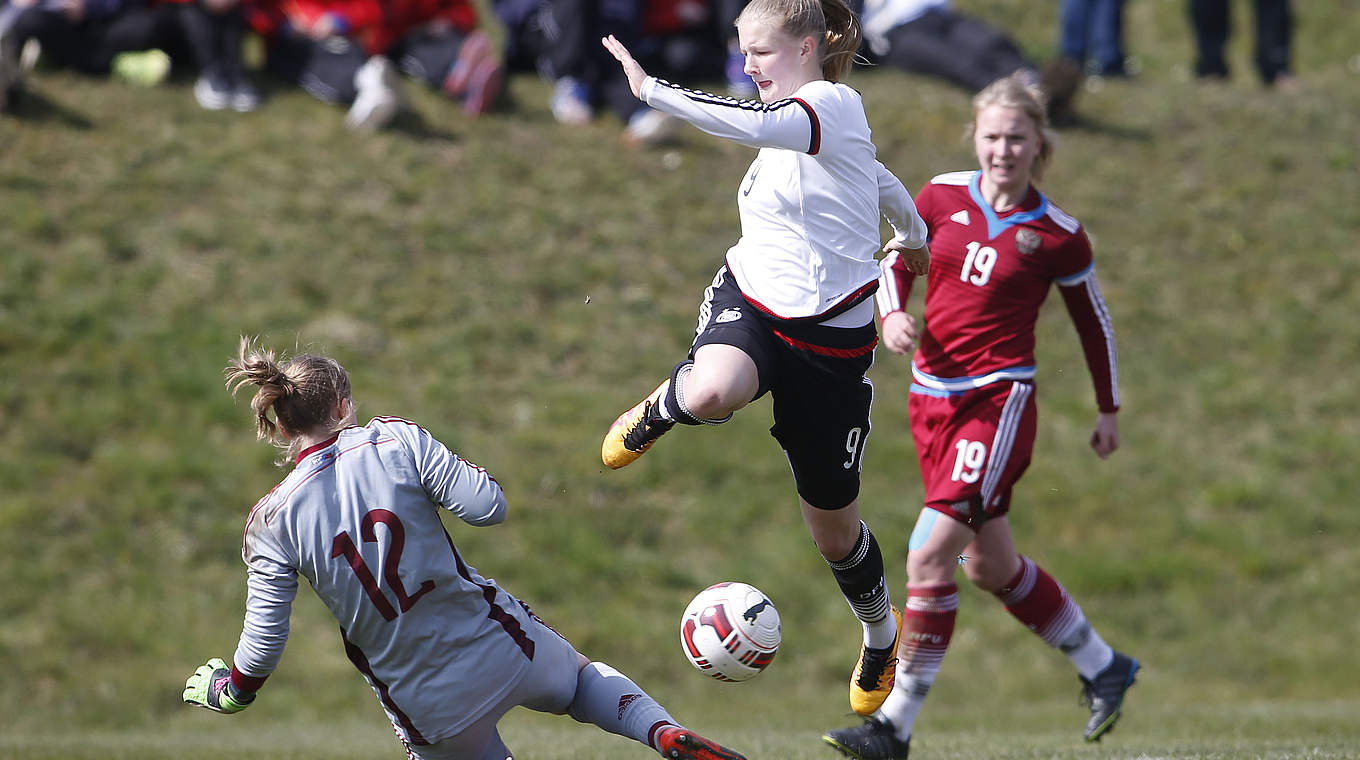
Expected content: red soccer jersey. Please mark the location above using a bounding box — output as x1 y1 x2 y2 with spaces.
876 171 1119 412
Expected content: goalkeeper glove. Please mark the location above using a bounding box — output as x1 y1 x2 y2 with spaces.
183 657 256 714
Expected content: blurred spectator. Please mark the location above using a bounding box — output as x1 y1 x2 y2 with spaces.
245 0 499 130
710 0 748 96
496 0 724 144
1057 0 1129 77
1 0 174 109
244 0 404 130
859 0 1083 123
169 0 259 111
0 0 259 112
1188 0 1295 89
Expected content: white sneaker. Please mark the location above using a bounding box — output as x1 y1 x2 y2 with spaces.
346 55 403 132
624 107 676 146
549 76 592 125
193 70 232 110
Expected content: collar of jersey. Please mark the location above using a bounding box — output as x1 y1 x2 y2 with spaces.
968 170 1048 241
295 435 339 464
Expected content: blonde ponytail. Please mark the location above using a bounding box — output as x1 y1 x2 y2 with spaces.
225 336 354 465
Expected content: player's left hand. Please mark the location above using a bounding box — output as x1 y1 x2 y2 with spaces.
183 657 255 714
883 239 930 275
1090 412 1119 459
601 34 648 99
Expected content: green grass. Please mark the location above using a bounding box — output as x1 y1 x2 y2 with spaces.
2 0 1359 757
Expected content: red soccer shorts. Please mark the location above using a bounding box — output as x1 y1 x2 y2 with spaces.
907 380 1038 527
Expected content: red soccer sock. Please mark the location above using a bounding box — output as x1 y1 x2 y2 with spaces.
877 582 958 740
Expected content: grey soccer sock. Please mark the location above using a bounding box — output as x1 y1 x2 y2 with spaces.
567 661 677 752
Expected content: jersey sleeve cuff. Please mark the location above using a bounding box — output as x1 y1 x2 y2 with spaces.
231 667 269 693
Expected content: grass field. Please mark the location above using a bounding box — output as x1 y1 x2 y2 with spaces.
2 0 1358 757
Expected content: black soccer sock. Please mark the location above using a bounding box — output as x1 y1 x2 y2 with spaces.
827 521 892 634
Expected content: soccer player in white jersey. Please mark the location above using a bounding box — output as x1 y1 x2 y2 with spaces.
183 337 746 760
599 0 930 720
824 74 1139 760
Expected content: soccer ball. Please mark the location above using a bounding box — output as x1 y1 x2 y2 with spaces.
679 581 781 682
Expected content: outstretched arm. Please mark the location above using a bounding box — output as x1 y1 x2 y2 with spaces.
602 34 648 99
602 34 818 152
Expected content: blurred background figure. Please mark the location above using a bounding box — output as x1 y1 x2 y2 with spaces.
496 0 724 145
1057 0 1129 77
1188 0 1295 89
386 0 503 116
0 0 259 112
859 0 1083 124
244 0 405 130
245 0 499 130
0 0 171 109
169 0 259 111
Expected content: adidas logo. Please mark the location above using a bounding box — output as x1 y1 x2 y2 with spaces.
617 693 642 719
950 210 971 225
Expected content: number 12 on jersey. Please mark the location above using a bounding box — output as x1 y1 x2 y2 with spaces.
331 509 436 622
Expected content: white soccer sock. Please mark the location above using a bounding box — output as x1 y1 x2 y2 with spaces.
567 662 676 752
875 661 932 742
865 614 898 650
1062 623 1115 680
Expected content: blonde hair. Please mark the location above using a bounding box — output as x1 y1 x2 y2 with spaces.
968 72 1057 181
225 336 353 465
736 0 862 82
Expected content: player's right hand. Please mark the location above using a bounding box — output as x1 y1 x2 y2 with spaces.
183 657 255 714
880 311 918 356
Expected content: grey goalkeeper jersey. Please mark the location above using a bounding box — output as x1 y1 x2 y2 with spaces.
233 416 537 745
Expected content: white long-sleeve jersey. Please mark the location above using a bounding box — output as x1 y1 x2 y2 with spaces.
231 416 537 746
642 76 927 321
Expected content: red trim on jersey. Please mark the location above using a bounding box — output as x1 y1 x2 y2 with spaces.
442 531 536 660
771 328 878 357
736 271 878 323
341 629 431 745
791 97 820 155
295 435 339 464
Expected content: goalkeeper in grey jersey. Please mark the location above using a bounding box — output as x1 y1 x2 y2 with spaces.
183 337 744 760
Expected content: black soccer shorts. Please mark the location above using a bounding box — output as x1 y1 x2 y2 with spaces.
690 268 877 510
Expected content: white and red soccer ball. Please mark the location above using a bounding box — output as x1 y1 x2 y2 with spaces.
679 581 781 682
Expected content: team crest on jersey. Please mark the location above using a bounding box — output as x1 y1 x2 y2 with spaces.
1015 228 1041 254
715 307 743 324
950 210 971 226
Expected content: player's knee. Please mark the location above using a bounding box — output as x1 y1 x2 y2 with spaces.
906 545 960 585
961 553 1012 593
682 376 744 418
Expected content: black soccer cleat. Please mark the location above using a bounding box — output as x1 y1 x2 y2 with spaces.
1080 651 1139 741
823 717 910 760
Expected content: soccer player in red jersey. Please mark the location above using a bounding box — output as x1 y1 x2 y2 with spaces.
824 73 1138 760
